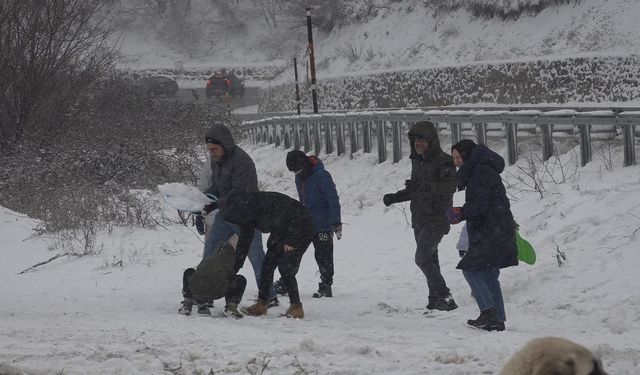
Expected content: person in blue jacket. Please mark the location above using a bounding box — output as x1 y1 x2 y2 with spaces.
277 150 342 298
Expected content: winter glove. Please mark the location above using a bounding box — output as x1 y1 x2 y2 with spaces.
458 250 467 258
331 224 342 240
445 207 464 224
195 215 205 235
203 201 218 215
383 193 397 207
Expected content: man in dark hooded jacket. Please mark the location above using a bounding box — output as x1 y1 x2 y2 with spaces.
382 121 458 311
211 190 315 319
178 241 246 318
198 123 277 311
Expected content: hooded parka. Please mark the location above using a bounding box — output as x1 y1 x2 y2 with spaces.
454 145 518 271
203 123 258 198
395 121 457 233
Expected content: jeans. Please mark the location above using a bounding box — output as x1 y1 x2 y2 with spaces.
203 213 276 298
414 228 450 299
462 268 505 322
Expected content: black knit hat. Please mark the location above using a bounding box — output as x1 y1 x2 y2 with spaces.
451 139 477 162
286 150 309 172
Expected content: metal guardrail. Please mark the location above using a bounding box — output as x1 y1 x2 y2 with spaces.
240 107 640 167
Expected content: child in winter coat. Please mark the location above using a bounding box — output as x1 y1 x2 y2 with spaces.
178 241 245 318
276 150 342 298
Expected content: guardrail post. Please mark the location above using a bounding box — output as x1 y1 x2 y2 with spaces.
273 123 280 148
337 120 345 156
577 123 592 167
314 122 322 155
349 121 359 159
623 123 637 166
284 122 291 149
540 124 554 161
450 122 462 145
363 120 372 153
303 122 310 152
475 122 487 145
392 120 402 163
325 121 334 154
293 122 300 150
377 119 387 163
505 122 518 165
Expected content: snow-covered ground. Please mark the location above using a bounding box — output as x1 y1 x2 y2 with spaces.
1 140 639 374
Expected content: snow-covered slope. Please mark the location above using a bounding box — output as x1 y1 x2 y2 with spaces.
117 0 640 83
1 142 638 374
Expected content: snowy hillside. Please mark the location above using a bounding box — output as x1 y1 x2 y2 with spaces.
116 0 640 82
1 141 639 374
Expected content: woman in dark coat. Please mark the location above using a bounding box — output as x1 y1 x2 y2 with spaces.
446 140 518 331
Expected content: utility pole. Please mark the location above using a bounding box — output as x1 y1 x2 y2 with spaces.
306 7 318 113
293 57 301 115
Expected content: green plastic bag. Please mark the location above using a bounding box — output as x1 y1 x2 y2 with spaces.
516 228 536 265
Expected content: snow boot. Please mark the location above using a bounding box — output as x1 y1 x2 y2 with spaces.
245 300 268 316
426 294 458 311
223 303 243 319
285 303 304 319
178 299 194 316
267 296 280 308
274 279 288 295
196 303 211 316
467 307 505 331
312 283 332 298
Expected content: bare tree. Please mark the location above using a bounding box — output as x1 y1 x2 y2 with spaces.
0 0 118 151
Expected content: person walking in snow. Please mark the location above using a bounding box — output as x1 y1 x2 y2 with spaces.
447 139 518 331
197 123 277 310
210 190 315 319
274 150 342 299
382 121 458 312
178 241 245 318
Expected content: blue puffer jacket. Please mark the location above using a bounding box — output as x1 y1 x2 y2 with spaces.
294 156 341 233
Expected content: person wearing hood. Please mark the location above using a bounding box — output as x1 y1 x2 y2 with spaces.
382 121 458 312
276 150 342 298
198 123 277 312
446 140 518 331
209 190 315 319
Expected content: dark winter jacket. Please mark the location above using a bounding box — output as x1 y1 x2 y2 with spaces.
455 145 518 271
391 121 457 233
203 123 258 198
294 156 341 233
188 242 236 301
216 191 315 272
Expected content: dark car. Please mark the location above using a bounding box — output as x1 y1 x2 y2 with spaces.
205 71 244 98
141 76 179 97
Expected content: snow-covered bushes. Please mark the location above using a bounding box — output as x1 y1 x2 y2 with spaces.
0 73 230 253
259 55 640 112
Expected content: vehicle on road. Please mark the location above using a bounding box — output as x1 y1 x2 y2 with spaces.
205 71 244 98
141 76 179 97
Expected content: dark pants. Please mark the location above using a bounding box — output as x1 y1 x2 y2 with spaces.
313 231 334 286
258 234 311 305
182 268 247 306
413 227 450 299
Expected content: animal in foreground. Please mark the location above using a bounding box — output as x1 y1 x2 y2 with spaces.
499 336 607 375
